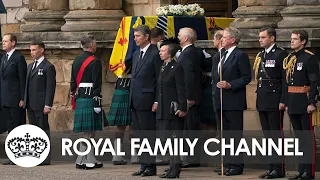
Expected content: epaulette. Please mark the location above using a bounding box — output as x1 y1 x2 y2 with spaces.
304 49 314 55
278 46 285 50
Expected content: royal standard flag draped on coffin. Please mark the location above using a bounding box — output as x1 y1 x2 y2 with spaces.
109 16 235 77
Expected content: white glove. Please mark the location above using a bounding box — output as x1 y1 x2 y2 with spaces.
202 49 212 58
94 107 101 114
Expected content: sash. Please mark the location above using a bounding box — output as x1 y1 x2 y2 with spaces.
72 55 95 110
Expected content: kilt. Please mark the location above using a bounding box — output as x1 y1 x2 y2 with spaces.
200 75 216 125
107 89 131 126
73 98 103 132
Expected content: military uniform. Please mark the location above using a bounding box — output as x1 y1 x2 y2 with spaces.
70 51 103 169
253 44 288 178
283 48 318 179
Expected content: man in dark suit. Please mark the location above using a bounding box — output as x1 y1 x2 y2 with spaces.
177 27 203 168
211 29 225 132
213 27 252 176
254 27 288 179
0 34 27 165
130 25 162 177
23 40 56 165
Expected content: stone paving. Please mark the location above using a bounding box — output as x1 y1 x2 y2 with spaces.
0 161 318 180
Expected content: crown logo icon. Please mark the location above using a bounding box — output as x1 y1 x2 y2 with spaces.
7 133 48 159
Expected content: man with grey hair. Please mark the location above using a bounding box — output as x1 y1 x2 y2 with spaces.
213 27 252 176
177 27 203 168
70 35 104 170
130 25 162 177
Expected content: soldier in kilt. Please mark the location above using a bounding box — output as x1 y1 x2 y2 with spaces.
71 35 103 170
107 68 133 165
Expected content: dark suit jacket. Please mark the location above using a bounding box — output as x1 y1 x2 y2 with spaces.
0 50 27 107
177 45 203 105
156 60 187 120
130 44 162 110
23 58 56 110
213 47 252 111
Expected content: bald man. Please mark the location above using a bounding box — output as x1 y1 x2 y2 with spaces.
177 27 203 168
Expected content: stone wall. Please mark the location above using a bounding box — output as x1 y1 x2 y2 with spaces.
1 0 29 36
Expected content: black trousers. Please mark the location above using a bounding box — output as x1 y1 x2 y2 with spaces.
288 113 316 176
217 110 244 171
131 109 156 169
183 105 201 164
259 111 285 175
27 107 51 164
2 106 25 133
158 119 184 173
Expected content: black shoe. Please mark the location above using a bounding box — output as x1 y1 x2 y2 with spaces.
164 168 171 173
141 169 157 177
132 169 145 176
288 172 303 180
225 169 242 176
265 170 284 179
95 163 103 168
2 159 15 165
159 169 171 178
76 164 85 169
259 170 272 179
217 168 230 175
113 159 128 165
83 163 95 170
181 162 200 168
297 172 314 180
166 172 180 179
214 167 228 173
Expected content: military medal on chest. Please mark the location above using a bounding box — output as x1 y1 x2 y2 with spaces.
38 69 43 75
296 62 303 71
265 60 275 67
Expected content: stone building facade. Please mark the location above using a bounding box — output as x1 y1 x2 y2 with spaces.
0 0 319 141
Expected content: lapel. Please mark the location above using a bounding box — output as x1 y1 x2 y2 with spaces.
2 50 17 73
177 45 193 63
31 58 47 77
134 45 153 76
222 47 237 73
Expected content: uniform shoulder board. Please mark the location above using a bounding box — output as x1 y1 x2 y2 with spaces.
304 49 314 55
278 46 285 50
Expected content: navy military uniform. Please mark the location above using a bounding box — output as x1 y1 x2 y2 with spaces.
283 48 318 179
253 44 288 178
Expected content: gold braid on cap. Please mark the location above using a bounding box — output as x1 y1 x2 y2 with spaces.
253 52 261 81
283 53 297 83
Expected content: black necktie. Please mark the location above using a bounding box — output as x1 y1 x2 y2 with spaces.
32 60 38 71
3 54 8 65
221 50 228 65
139 51 144 60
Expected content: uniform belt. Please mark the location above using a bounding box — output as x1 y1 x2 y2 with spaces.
202 72 212 77
258 79 280 86
79 83 93 87
288 86 310 93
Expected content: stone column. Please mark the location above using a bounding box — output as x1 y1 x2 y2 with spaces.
231 0 287 48
61 0 125 31
20 0 69 32
277 0 320 47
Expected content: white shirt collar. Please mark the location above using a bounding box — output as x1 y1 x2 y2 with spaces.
34 56 45 67
265 43 275 54
140 43 151 56
225 45 236 55
6 48 15 60
181 44 193 52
